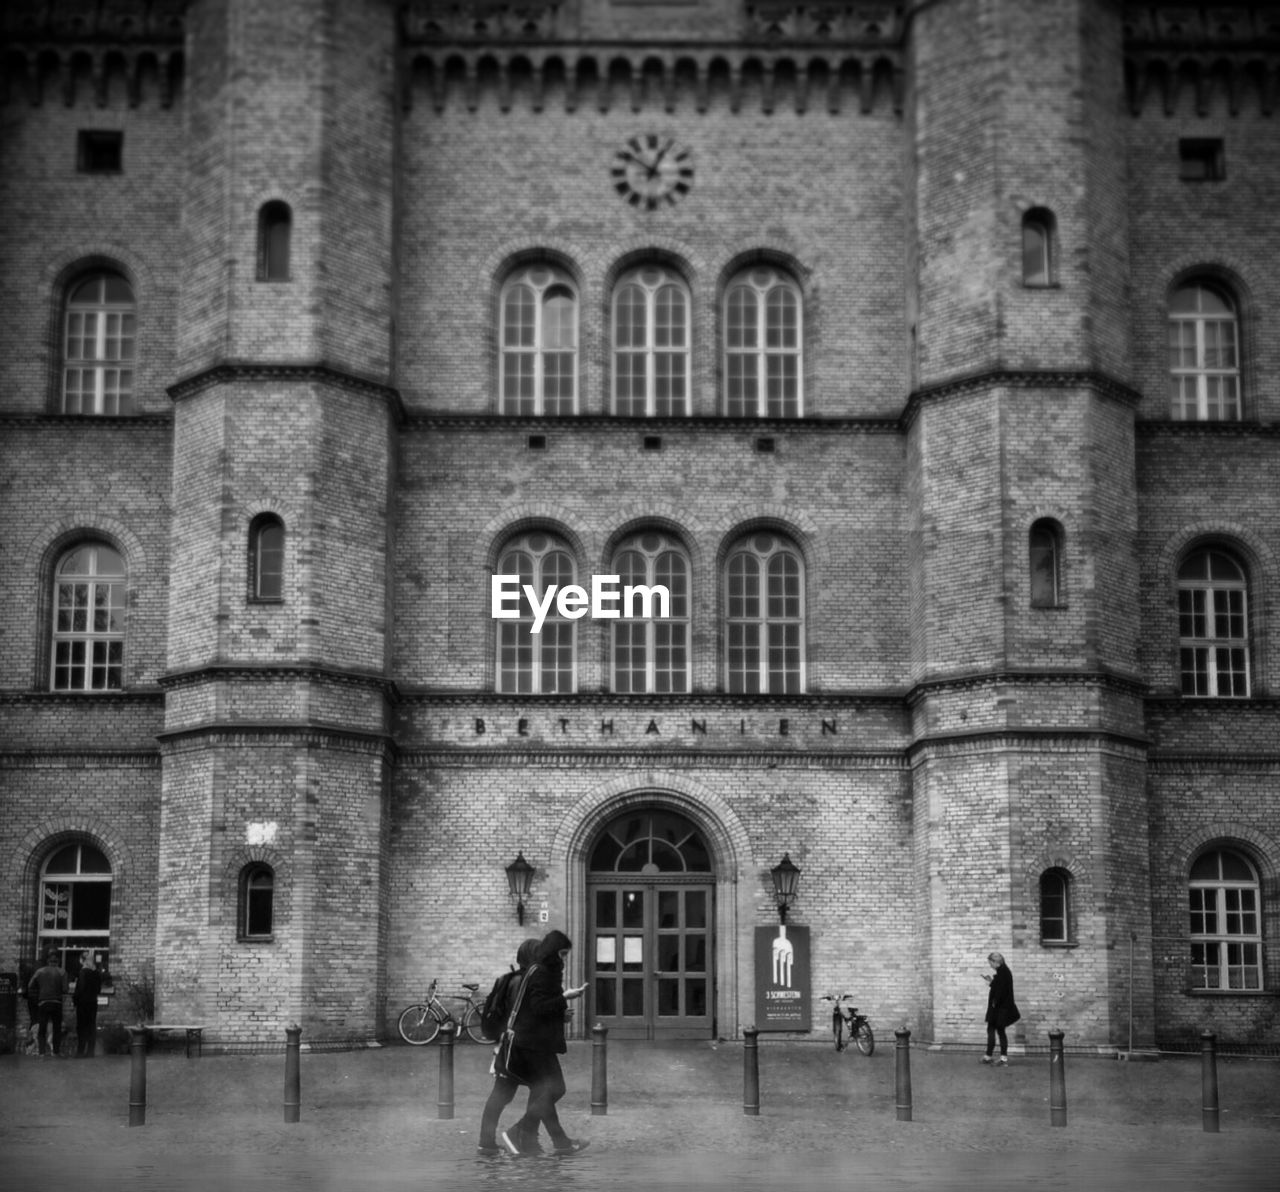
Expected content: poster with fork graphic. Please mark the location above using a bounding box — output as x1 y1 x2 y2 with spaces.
754 924 811 1030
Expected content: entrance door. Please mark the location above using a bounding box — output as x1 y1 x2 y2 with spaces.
586 809 714 1040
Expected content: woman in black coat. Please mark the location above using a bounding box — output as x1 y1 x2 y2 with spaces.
501 929 590 1156
981 951 1020 1065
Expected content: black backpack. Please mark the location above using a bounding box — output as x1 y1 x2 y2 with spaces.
480 969 519 1039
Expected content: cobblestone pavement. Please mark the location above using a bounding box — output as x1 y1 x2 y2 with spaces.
2 1039 1277 1190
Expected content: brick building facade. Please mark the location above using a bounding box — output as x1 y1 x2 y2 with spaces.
1 0 1277 1051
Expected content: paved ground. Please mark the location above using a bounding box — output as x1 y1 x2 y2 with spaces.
1 1037 1277 1190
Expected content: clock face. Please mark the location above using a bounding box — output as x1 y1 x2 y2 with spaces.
612 134 694 210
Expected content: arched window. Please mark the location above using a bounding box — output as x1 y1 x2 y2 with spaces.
724 267 802 417
725 531 804 693
494 531 577 694
258 201 292 282
1169 282 1240 421
240 865 275 939
1029 520 1062 607
613 265 690 416
589 810 712 873
62 271 135 415
611 531 690 694
1021 209 1055 287
39 842 113 972
1189 848 1262 990
1178 547 1249 697
500 265 578 414
1039 869 1071 943
52 544 125 691
249 515 285 601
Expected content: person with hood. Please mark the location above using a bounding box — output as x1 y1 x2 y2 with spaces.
477 938 543 1155
980 951 1020 1065
73 950 104 1057
500 929 590 1156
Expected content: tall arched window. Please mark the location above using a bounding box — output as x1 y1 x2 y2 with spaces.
258 201 292 282
240 865 275 939
725 531 804 693
724 267 802 417
1021 209 1055 287
1169 282 1240 420
494 531 577 694
500 264 578 414
1039 869 1071 943
1178 547 1249 697
1029 519 1062 607
39 842 113 972
52 543 125 691
1189 848 1262 990
249 515 285 601
62 271 135 415
611 531 690 694
613 266 690 416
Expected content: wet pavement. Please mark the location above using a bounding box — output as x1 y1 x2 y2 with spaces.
2 1038 1277 1190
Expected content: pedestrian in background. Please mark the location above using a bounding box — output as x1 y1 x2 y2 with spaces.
501 929 590 1157
980 950 1019 1065
28 951 68 1058
73 950 103 1058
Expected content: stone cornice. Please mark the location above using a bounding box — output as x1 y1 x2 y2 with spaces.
1136 419 1280 439
1148 753 1280 771
158 663 399 700
394 689 906 708
401 412 901 434
0 750 160 767
167 362 406 421
901 370 1144 430
157 721 397 756
0 412 172 430
906 670 1150 706
400 748 908 769
907 728 1151 760
0 690 164 706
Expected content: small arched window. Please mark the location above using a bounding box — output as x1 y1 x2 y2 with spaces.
494 531 577 694
1168 282 1240 421
1039 869 1071 943
1178 547 1249 697
725 531 804 694
63 271 135 415
39 842 113 971
1021 209 1055 287
613 265 690 416
500 264 578 414
258 201 292 282
1189 848 1262 990
724 266 802 417
1029 520 1062 607
611 531 690 694
51 543 126 691
240 864 275 939
249 515 285 602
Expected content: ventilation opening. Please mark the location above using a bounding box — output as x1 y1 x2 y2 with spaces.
643 435 662 451
527 434 547 450
77 130 123 173
755 437 776 454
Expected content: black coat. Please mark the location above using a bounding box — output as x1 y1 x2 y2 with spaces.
74 966 103 1008
511 960 569 1054
985 963 1020 1029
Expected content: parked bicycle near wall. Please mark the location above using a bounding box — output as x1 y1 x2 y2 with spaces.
821 993 875 1055
398 979 495 1045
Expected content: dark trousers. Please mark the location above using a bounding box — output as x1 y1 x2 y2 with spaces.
37 1003 63 1055
986 1023 1008 1057
75 1003 98 1056
479 1075 521 1148
512 1051 570 1149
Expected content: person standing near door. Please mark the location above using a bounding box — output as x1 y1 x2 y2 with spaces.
501 929 590 1157
73 950 103 1058
28 951 68 1058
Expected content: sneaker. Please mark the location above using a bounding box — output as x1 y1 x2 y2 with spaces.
980 1055 993 1064
555 1140 590 1156
476 1143 502 1156
997 1056 1009 1066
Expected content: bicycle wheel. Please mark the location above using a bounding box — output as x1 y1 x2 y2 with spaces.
832 1011 845 1052
854 1022 875 1056
463 1003 494 1045
398 1004 441 1045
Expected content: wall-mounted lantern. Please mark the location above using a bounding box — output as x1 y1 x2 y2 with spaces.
770 852 801 924
505 852 536 925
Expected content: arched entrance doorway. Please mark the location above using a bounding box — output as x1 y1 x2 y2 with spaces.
586 808 714 1039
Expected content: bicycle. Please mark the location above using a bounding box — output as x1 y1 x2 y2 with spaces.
821 993 875 1055
397 978 495 1045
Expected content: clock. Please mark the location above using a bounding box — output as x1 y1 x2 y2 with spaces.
612 134 694 210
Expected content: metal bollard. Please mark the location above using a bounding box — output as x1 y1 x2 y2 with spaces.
437 1020 455 1120
894 1028 913 1122
284 1023 301 1124
127 1026 147 1127
1048 1029 1067 1127
743 1026 760 1116
1201 1030 1219 1133
591 1022 609 1116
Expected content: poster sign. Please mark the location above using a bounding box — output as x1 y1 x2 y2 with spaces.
753 924 811 1031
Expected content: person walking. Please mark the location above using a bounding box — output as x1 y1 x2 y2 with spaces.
980 951 1020 1065
477 938 544 1156
500 929 590 1157
72 951 104 1058
28 951 69 1058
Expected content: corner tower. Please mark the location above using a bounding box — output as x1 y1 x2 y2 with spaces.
157 0 398 1040
905 0 1155 1047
